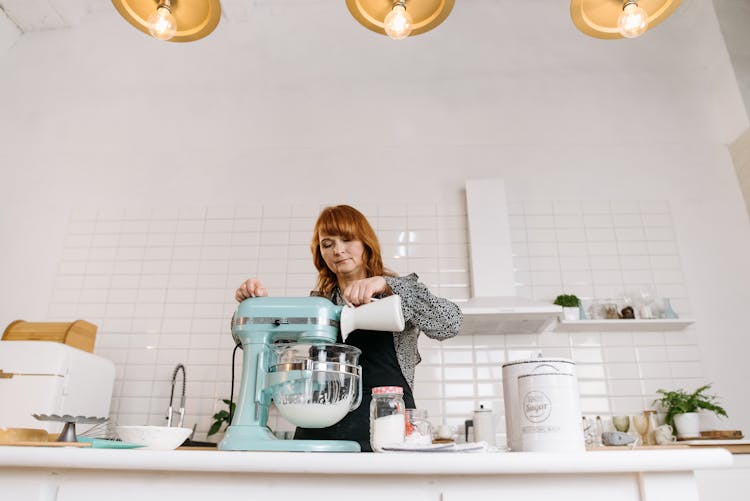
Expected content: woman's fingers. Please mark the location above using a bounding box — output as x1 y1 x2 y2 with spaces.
235 278 267 302
343 277 386 306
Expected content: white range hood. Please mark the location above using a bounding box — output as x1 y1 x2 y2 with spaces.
461 179 561 335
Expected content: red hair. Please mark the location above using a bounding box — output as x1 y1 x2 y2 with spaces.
311 205 394 296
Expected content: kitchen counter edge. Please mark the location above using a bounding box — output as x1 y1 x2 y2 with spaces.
0 446 733 475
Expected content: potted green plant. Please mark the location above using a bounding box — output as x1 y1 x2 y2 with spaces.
553 294 581 321
653 384 727 438
208 399 236 441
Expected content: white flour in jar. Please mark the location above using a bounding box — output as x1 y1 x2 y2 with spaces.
371 413 406 451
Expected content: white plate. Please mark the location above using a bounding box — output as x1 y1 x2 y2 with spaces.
381 441 500 453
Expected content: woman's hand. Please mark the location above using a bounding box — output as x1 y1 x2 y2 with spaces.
235 277 268 302
341 276 391 306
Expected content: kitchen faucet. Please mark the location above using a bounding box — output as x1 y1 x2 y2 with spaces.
167 363 186 428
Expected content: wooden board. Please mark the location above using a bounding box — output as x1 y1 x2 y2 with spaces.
0 441 91 447
698 430 744 440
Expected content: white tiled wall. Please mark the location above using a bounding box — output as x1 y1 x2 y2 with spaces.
49 200 705 440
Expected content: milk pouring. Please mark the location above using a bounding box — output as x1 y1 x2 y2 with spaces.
502 358 581 451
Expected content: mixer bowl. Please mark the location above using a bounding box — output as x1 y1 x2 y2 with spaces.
268 343 362 428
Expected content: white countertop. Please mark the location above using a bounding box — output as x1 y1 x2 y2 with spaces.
0 446 733 475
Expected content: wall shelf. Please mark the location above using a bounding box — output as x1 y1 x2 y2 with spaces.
554 318 695 332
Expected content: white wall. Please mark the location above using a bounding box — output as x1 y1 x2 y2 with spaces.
0 8 20 52
2 0 750 436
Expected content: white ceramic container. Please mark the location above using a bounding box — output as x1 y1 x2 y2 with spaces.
517 371 585 452
502 357 578 451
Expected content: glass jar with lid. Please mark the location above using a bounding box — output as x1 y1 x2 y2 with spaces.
369 386 405 452
405 408 433 445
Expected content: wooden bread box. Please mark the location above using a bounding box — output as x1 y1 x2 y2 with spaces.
2 320 97 353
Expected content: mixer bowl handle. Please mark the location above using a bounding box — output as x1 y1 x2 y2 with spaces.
350 373 363 411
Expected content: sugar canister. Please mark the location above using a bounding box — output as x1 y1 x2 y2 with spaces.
370 386 405 452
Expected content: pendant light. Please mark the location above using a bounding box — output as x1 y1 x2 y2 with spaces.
570 0 682 40
345 0 455 40
112 0 222 43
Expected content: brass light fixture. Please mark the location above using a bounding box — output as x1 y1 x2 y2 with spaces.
112 0 221 42
345 0 455 40
570 0 682 39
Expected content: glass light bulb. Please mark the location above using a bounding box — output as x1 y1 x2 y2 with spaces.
384 4 413 41
617 3 649 39
147 6 177 41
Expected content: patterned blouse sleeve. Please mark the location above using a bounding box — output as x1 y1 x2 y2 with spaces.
383 273 463 340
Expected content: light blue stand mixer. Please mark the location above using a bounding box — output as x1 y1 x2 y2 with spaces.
219 295 404 452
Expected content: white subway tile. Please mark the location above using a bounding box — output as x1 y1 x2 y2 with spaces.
507 200 525 215
528 256 560 271
571 347 603 363
639 362 672 378
612 214 642 227
579 397 610 414
608 397 644 415
437 228 467 244
174 233 203 246
607 379 642 396
540 346 572 359
524 201 554 215
525 215 555 228
527 242 557 256
606 363 640 379
553 201 582 215
437 214 467 230
508 215 525 229
579 381 607 396
666 345 701 362
587 242 619 255
443 366 475 381
670 361 704 378
640 201 670 214
477 383 502 398
642 214 672 227
635 346 668 363
444 400 476 416
475 366 502 380
603 346 637 363
576 364 606 379
617 241 649 255
554 214 584 228
653 269 684 283
527 228 556 242
556 228 586 242
530 270 562 285
235 206 263 219
647 241 678 255
561 270 592 286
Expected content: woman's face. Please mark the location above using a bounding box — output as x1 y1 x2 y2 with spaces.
318 233 366 280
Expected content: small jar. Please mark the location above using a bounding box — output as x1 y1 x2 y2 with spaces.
370 386 405 452
405 408 433 445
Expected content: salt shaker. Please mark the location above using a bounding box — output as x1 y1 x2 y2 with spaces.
370 386 406 452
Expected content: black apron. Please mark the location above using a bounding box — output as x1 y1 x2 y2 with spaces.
293 328 415 452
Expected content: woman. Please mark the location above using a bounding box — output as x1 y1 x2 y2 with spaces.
235 204 462 451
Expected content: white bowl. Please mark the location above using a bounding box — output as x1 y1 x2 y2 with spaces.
116 425 191 450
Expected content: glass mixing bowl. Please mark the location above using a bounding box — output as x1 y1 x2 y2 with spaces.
267 343 362 428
